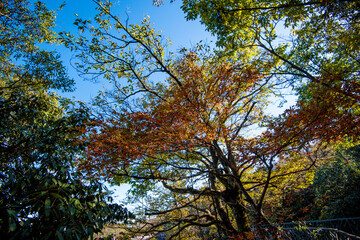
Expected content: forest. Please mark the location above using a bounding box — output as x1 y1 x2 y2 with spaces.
1 0 359 239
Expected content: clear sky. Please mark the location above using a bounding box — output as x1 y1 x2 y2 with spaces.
40 0 215 205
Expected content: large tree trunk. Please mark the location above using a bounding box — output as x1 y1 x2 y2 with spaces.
222 188 251 235
209 143 253 239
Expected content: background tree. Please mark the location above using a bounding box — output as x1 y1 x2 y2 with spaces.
273 143 360 223
0 1 132 239
311 144 360 220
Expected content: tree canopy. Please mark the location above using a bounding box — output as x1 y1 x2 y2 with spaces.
0 1 132 239
2 0 359 239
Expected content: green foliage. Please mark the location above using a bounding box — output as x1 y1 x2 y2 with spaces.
0 1 133 239
0 91 132 239
0 0 57 53
279 145 360 222
181 0 360 58
180 0 360 106
0 0 73 92
313 145 360 219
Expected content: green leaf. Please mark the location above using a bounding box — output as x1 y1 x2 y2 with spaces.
9 218 17 232
56 230 64 240
45 198 51 217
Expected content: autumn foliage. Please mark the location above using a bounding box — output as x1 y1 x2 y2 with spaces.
81 52 266 178
267 73 360 149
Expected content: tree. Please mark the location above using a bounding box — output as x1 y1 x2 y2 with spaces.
312 144 360 220
0 0 73 92
0 92 133 239
62 2 327 238
0 1 132 239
